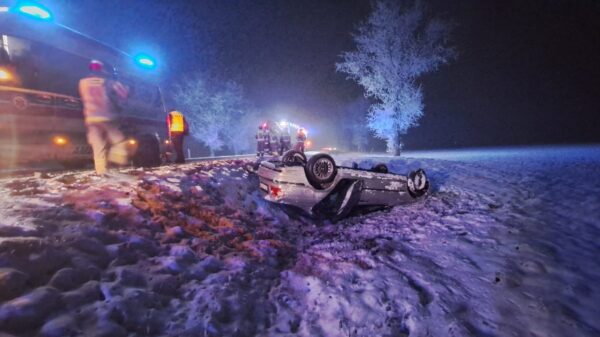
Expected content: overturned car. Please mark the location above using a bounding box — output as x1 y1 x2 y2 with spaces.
255 151 429 220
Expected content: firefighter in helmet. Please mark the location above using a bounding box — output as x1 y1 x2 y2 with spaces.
79 60 129 175
167 110 189 163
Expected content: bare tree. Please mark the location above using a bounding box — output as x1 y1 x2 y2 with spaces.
336 0 456 155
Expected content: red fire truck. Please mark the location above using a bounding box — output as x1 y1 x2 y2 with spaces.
0 3 168 169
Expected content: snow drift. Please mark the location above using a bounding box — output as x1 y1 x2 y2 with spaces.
0 146 598 337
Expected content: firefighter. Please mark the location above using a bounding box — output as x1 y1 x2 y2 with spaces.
279 131 291 155
271 134 279 155
263 124 272 155
167 110 189 163
256 125 265 156
295 128 307 153
79 60 129 175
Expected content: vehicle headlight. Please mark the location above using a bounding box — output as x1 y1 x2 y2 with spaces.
53 136 68 146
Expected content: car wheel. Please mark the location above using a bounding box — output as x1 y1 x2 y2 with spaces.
282 150 307 166
305 153 337 189
132 135 161 167
244 162 256 173
372 163 388 173
407 169 429 197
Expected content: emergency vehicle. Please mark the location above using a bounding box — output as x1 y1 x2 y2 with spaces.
258 120 293 156
0 3 168 169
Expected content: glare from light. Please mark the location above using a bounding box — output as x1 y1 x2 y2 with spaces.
128 139 137 146
0 68 12 81
53 136 67 146
0 7 9 12
164 139 171 145
134 54 156 69
16 4 52 21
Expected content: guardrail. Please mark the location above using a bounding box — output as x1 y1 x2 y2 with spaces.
0 154 258 178
187 154 255 161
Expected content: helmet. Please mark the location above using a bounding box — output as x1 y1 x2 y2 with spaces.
89 59 104 73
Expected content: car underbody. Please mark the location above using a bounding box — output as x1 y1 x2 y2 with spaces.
255 152 429 220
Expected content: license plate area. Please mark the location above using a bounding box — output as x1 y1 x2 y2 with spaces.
259 182 268 192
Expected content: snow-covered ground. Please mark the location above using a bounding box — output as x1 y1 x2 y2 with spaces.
0 146 598 337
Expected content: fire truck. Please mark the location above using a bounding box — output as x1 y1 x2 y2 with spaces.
257 120 295 156
0 3 168 169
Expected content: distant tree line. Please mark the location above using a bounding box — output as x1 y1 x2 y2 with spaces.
172 75 259 156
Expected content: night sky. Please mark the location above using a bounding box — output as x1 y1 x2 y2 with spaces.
47 0 600 150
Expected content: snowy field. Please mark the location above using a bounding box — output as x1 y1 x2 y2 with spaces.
0 146 598 337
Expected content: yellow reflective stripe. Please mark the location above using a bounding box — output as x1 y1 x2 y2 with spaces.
169 111 185 132
85 116 112 123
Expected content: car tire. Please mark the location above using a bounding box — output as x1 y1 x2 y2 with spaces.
407 169 429 197
305 153 337 189
282 150 307 166
132 135 161 167
372 163 388 173
244 162 256 173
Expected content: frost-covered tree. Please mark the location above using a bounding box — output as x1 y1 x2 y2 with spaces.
336 0 455 155
174 76 256 156
173 76 228 155
220 84 260 155
173 76 229 156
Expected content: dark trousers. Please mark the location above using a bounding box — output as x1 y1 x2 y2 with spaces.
171 133 185 163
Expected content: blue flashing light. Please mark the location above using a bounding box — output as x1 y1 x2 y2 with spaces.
15 3 52 21
134 54 156 69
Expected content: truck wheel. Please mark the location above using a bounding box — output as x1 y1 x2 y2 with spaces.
132 135 161 167
372 163 388 173
282 150 307 166
305 153 337 189
407 169 429 197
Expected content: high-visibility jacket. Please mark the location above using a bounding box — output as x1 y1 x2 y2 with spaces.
79 76 127 124
167 111 189 136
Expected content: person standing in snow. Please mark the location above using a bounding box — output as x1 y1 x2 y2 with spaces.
295 128 307 153
279 129 291 155
256 123 271 157
79 60 129 175
167 110 189 163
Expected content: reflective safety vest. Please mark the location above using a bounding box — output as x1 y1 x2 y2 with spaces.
168 111 186 134
79 76 115 124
